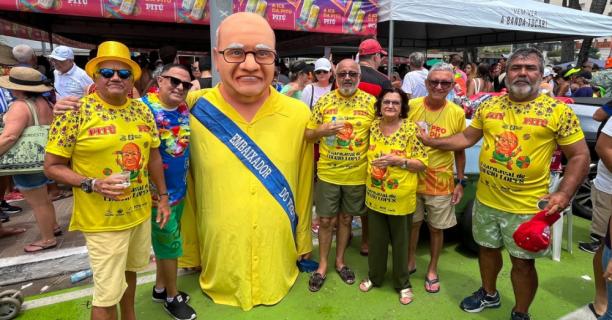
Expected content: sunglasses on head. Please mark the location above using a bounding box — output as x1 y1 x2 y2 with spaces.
98 68 132 80
161 75 193 90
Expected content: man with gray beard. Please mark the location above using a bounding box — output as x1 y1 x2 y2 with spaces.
419 47 590 320
304 59 376 292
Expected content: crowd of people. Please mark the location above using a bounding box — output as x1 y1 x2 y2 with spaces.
0 11 610 320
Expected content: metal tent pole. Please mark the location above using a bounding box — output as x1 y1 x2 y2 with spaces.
388 20 394 78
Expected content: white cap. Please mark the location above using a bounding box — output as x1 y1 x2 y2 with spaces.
48 46 74 61
314 58 332 72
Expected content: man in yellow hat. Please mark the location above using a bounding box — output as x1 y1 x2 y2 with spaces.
44 40 170 320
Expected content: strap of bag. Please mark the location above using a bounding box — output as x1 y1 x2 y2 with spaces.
23 99 40 126
190 97 298 236
309 84 315 108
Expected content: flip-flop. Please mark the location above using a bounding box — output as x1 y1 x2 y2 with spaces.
425 277 440 293
53 227 63 236
308 272 326 292
359 250 369 256
588 302 603 318
336 266 356 285
409 268 417 275
24 241 57 253
359 278 374 292
399 288 414 305
0 227 26 238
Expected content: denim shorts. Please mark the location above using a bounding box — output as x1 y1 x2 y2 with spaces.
12 172 50 191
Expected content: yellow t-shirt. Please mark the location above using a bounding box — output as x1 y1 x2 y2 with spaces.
408 97 466 195
180 86 314 310
366 119 428 215
45 93 160 232
307 89 376 185
470 94 584 214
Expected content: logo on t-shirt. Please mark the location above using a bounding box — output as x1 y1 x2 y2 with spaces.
490 131 530 170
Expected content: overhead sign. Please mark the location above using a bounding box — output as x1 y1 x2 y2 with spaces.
1 0 377 35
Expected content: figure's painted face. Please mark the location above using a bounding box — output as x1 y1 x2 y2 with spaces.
337 122 354 139
496 131 519 155
371 166 386 180
121 143 141 170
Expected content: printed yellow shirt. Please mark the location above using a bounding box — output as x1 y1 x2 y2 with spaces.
307 89 376 185
179 87 314 311
45 93 160 232
408 97 466 195
366 119 428 215
471 94 584 214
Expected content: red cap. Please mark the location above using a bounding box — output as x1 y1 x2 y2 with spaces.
512 210 561 252
605 57 612 69
358 39 387 56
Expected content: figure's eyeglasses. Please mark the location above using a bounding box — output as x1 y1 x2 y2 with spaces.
161 75 193 90
218 48 277 65
315 70 329 75
98 68 132 80
337 71 360 79
427 80 453 89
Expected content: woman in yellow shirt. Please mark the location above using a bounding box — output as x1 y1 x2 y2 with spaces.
359 88 428 305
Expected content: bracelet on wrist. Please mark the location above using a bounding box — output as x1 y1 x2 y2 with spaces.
159 192 169 197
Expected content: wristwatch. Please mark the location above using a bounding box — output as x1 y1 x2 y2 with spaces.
456 178 467 187
80 178 95 193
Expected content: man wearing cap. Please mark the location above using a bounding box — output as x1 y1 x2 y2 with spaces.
44 40 170 320
48 46 93 98
592 57 612 98
419 47 589 320
305 58 376 291
357 38 392 97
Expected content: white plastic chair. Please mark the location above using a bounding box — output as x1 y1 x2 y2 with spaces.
549 172 574 262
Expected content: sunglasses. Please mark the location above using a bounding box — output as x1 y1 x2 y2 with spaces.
427 80 453 89
337 71 360 79
315 70 329 74
98 68 132 80
161 75 193 90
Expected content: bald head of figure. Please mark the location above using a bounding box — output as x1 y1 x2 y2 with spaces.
214 12 277 103
335 59 360 97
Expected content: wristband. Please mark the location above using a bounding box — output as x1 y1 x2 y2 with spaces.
456 179 467 187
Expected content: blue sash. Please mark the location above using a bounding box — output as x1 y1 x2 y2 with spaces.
190 97 297 235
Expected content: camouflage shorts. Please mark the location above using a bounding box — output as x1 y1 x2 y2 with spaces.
472 199 550 259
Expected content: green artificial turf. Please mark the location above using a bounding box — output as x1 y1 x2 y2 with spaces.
19 216 597 320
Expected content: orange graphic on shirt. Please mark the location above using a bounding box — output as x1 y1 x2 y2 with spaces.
420 166 453 194
335 122 364 150
490 131 523 170
115 142 144 183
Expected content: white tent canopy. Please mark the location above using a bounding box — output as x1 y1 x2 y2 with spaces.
378 0 612 49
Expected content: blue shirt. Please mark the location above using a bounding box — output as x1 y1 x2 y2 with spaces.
141 93 190 206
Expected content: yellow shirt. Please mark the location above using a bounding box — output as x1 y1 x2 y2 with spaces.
179 86 314 310
471 94 584 214
408 97 466 195
307 89 376 185
366 119 428 215
45 93 160 232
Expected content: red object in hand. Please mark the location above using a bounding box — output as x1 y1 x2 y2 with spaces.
513 210 561 252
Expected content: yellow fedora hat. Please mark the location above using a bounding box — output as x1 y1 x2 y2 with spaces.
86 41 141 80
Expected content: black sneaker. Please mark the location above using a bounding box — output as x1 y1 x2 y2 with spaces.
0 200 21 215
460 287 501 313
0 211 8 223
151 287 190 303
163 294 196 320
578 241 600 254
511 310 530 320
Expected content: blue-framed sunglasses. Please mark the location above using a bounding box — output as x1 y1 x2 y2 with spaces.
97 68 132 80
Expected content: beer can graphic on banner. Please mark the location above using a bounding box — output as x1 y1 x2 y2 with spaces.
299 0 314 21
255 0 267 16
347 1 361 25
305 5 320 29
352 10 365 32
119 0 136 15
191 0 207 20
245 0 258 12
181 0 195 11
37 0 55 9
109 0 122 6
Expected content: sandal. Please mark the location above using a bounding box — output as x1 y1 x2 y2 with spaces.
425 277 440 293
399 288 414 305
53 226 63 236
409 268 416 275
308 272 326 292
336 266 355 285
24 239 57 253
589 302 603 318
359 279 374 292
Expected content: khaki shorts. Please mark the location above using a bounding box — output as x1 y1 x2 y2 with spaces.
591 186 612 238
84 220 151 307
315 180 367 217
413 194 457 229
472 199 549 259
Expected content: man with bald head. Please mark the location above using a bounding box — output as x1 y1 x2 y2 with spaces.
305 59 376 292
179 12 314 310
